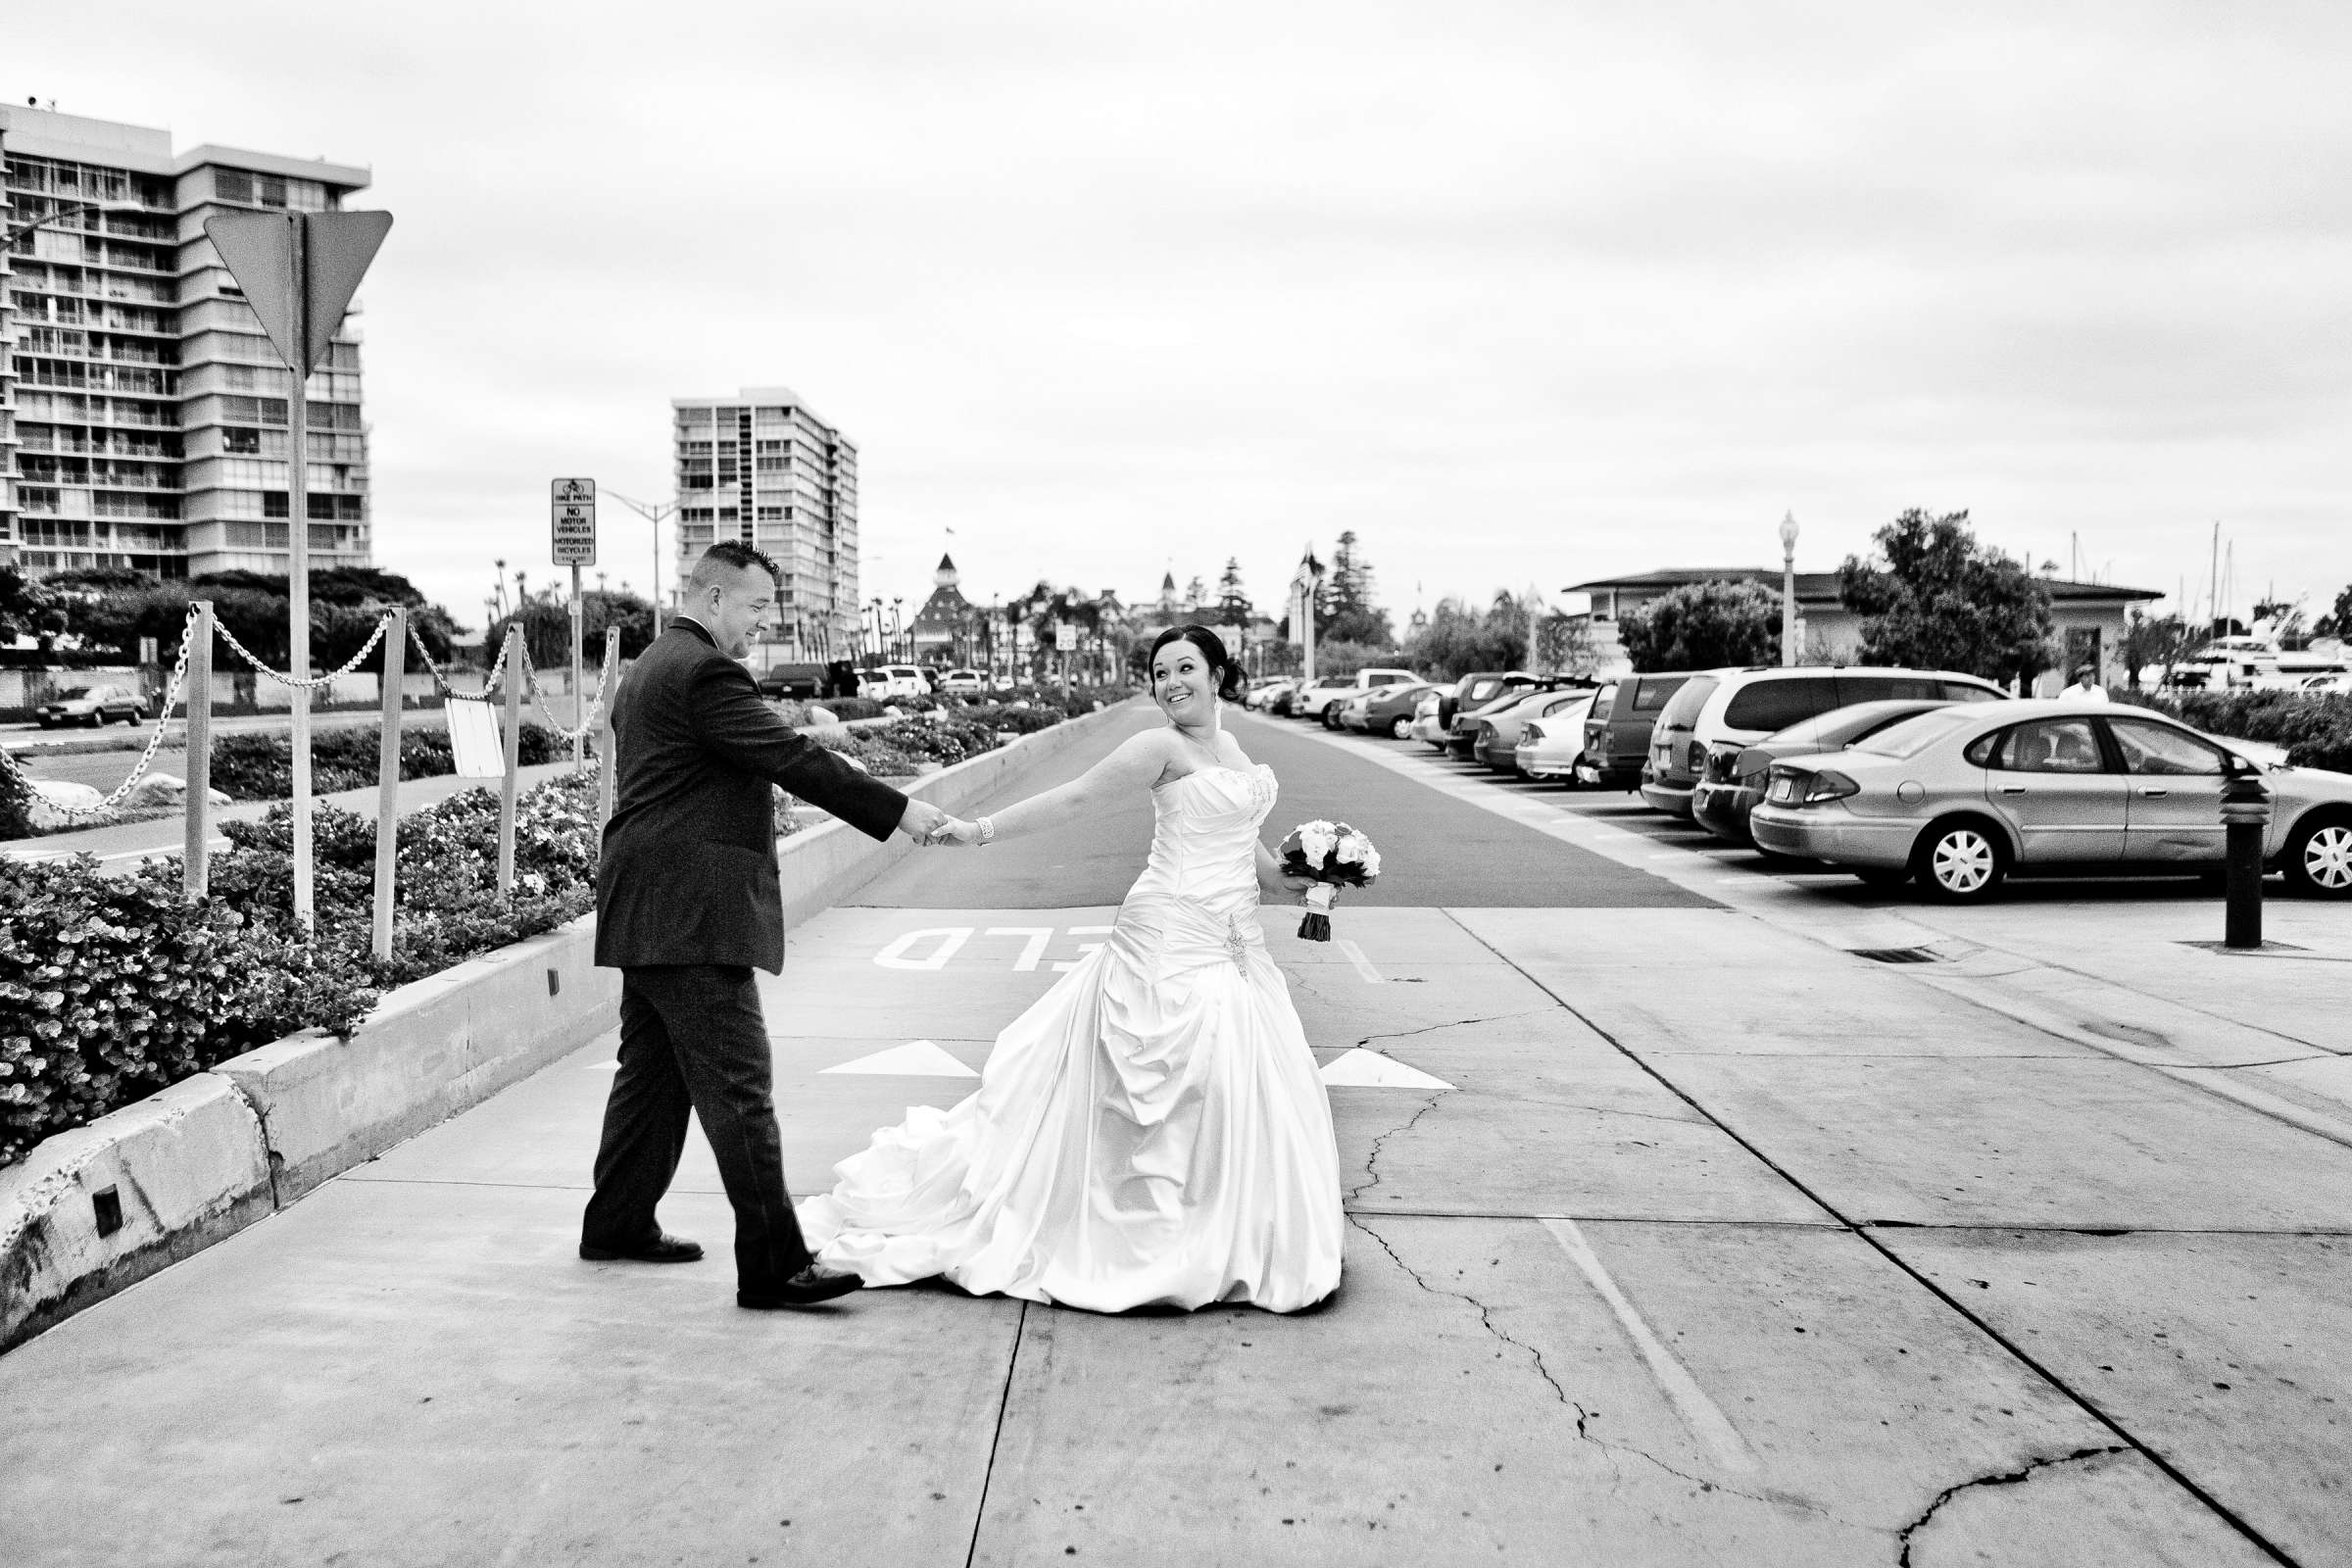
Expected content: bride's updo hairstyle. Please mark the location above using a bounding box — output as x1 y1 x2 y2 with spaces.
1150 624 1246 704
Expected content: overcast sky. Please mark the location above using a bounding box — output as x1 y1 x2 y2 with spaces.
18 1 2352 632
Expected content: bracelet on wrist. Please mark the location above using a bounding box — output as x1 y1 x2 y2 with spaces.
977 814 997 847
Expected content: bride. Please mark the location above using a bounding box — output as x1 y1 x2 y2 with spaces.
796 625 1346 1313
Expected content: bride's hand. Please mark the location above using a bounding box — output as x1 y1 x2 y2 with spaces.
926 816 982 848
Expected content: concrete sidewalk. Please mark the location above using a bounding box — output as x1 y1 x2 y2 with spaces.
1 710 2344 1565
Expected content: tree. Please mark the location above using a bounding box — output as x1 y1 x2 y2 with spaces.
1322 530 1395 648
2315 585 2352 640
1214 558 1252 624
1837 509 2054 683
484 588 656 669
2117 609 2195 691
1620 580 1781 672
1401 593 1525 679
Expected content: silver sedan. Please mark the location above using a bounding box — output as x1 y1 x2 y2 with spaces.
1749 699 2352 902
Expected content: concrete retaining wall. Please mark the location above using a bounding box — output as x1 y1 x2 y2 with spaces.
0 697 1136 1352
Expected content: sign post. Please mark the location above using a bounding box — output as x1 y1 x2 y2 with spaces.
552 478 597 770
205 208 393 929
1055 620 1077 698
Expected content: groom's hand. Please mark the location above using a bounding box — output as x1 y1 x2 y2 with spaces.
899 800 951 842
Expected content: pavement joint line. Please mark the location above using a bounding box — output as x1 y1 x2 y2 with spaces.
961 1298 1027 1568
1430 903 2304 1566
1541 1216 1760 1474
1335 938 1385 984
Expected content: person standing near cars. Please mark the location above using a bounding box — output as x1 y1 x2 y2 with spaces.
2058 664 2109 704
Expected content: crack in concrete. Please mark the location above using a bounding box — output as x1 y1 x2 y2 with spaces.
1348 1214 1858 1529
1351 1005 1560 1050
1894 1445 2130 1566
1344 1086 1455 1205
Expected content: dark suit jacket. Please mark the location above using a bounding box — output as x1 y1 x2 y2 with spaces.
596 620 908 972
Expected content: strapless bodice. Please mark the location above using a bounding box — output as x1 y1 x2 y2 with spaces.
1121 763 1277 918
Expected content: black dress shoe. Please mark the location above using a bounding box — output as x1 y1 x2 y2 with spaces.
738 1264 865 1309
579 1232 705 1264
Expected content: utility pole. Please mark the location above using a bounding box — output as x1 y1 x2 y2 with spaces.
607 490 676 636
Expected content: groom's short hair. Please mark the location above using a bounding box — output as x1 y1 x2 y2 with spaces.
688 539 781 593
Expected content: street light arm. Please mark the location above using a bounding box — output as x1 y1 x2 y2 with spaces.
2 200 134 247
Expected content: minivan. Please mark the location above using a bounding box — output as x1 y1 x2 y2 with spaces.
1639 666 2008 819
1579 672 1694 789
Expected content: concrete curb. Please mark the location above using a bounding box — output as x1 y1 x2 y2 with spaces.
0 698 1137 1352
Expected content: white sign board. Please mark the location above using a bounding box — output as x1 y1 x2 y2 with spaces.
447 698 506 778
551 477 596 565
1055 622 1078 652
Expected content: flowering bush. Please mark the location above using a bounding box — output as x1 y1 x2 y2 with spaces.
209 720 565 801
0 771 606 1168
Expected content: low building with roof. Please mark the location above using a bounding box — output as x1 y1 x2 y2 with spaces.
1563 567 2162 692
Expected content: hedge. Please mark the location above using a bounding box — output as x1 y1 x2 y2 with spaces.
209 720 565 801
2112 688 2352 773
0 772 602 1168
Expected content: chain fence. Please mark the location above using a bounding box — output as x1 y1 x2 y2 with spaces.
43 606 202 820
515 640 612 747
211 614 391 691
407 616 511 700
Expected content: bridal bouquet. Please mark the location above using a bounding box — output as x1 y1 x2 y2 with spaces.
1278 820 1381 942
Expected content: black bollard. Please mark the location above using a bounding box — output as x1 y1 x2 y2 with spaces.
2219 760 2273 950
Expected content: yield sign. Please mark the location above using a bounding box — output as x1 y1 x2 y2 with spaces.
203 210 394 374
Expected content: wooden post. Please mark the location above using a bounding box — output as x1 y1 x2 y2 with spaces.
498 624 523 898
596 627 620 827
371 608 405 960
183 602 214 901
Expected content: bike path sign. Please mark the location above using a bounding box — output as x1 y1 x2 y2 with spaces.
551 477 596 565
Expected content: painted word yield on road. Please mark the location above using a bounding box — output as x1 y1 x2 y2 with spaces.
871 925 1115 972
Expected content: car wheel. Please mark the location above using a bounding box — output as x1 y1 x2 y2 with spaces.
85 712 102 728
2283 813 2352 899
1389 716 1412 740
1320 706 1340 729
1914 819 2007 903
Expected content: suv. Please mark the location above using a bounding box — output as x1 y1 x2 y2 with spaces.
1640 666 2009 819
939 668 986 695
1290 666 1419 726
757 662 826 700
860 663 930 700
1579 672 1694 788
1436 670 1538 732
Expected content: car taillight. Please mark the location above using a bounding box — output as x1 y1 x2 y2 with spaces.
1687 740 1706 772
1522 724 1544 743
1804 770 1861 803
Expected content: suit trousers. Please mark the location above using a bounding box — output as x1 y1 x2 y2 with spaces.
581 964 812 1287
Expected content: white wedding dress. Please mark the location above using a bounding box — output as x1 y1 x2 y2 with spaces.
798 762 1345 1313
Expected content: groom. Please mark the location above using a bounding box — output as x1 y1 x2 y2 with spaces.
582 539 952 1308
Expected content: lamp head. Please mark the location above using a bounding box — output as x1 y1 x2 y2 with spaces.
1778 511 1800 555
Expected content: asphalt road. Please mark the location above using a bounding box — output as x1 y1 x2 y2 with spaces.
852 706 1717 909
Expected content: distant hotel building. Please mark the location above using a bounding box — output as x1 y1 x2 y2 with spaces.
671 387 858 655
0 105 373 577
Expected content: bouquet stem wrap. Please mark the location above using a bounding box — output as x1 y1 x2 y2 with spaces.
1298 882 1338 942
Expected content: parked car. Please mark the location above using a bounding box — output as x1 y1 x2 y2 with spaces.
34 684 146 728
1341 681 1440 737
1579 672 1693 789
1436 670 1537 732
757 662 827 700
1507 693 1602 780
1691 699 1958 847
860 663 929 699
1243 677 1294 710
939 667 986 695
1641 666 2009 819
1407 688 1448 749
1448 678 1575 759
1474 687 1597 771
1291 667 1419 726
1749 699 2352 902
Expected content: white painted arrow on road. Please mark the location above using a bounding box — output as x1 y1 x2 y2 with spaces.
1319 1049 1451 1090
820 1040 981 1078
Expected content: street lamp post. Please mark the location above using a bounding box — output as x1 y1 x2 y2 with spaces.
1778 511 1800 667
606 490 677 636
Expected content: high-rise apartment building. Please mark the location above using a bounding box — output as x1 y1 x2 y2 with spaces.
0 105 373 578
671 387 859 655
